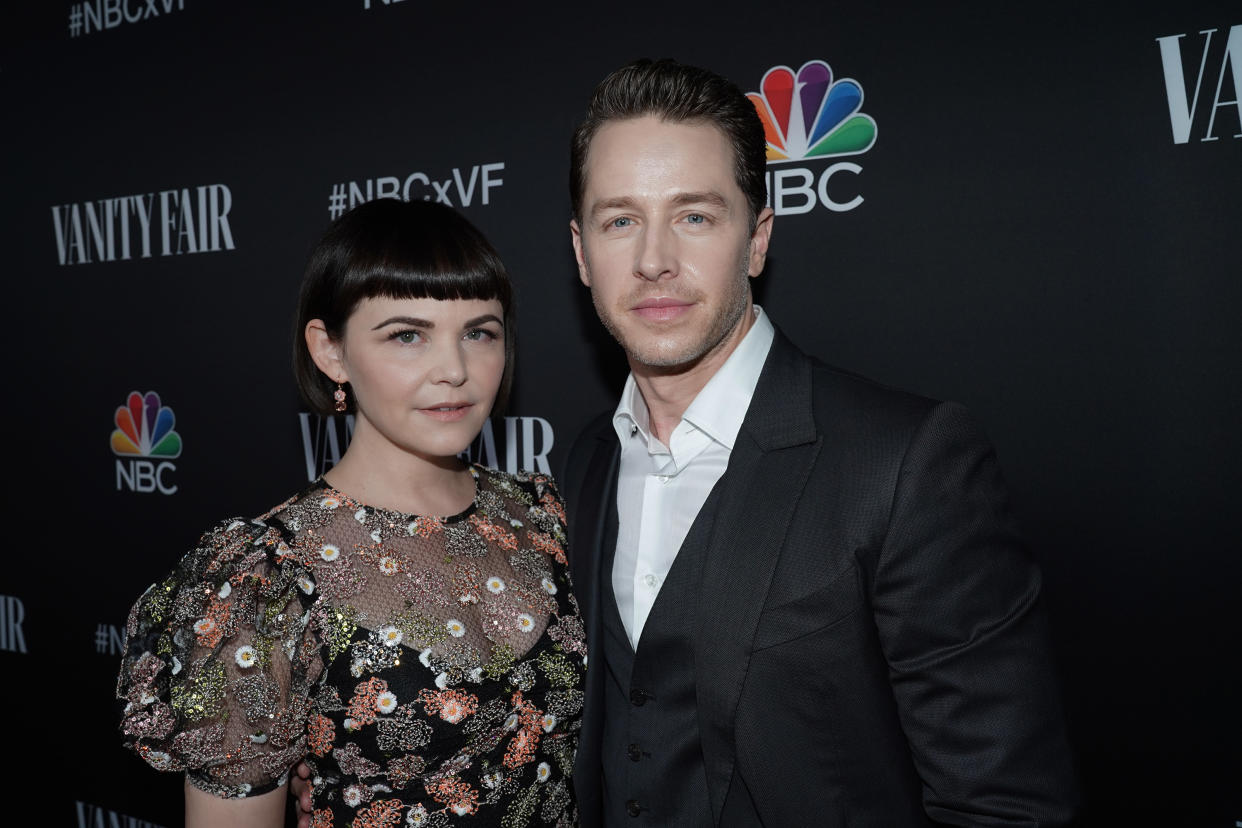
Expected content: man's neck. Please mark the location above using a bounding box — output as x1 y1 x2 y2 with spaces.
631 303 755 445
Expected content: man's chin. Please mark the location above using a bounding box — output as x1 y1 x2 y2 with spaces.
622 339 708 373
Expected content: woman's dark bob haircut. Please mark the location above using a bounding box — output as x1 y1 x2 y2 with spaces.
294 198 514 416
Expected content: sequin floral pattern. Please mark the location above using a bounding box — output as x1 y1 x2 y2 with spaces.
118 467 584 826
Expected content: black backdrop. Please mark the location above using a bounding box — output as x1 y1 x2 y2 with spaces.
3 2 1239 825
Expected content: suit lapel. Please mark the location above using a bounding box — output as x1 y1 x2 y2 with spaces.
691 331 821 823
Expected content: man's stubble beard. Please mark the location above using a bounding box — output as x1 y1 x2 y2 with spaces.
587 244 753 373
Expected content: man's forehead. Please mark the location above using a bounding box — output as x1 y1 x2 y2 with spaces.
582 116 738 199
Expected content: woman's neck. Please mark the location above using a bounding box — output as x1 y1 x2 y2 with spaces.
321 421 476 517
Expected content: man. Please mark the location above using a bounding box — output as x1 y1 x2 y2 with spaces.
561 59 1078 826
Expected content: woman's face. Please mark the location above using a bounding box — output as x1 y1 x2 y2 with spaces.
332 295 506 462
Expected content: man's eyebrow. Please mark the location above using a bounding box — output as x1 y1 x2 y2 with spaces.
371 316 432 330
669 191 731 211
589 196 638 218
589 192 732 219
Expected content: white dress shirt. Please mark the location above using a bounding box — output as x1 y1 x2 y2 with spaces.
610 306 775 649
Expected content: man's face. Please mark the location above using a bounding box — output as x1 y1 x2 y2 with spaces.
571 115 773 372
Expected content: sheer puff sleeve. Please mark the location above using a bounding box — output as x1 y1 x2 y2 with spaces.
117 517 323 799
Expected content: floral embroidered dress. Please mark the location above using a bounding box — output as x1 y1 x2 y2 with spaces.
117 466 585 828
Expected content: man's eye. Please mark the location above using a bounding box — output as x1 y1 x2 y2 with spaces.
610 217 632 228
686 213 706 224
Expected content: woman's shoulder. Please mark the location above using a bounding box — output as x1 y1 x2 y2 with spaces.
123 489 323 647
475 464 563 503
474 466 567 554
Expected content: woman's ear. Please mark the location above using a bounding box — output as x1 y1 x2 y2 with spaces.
305 319 347 383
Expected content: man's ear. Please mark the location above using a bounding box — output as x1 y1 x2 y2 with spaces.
570 219 590 287
747 206 774 278
305 319 346 383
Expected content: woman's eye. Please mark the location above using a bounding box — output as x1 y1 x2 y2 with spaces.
465 328 497 342
393 330 420 344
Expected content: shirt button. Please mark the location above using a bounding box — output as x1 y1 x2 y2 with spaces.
629 688 647 706
656 475 669 483
627 743 642 762
626 800 642 817
643 573 659 589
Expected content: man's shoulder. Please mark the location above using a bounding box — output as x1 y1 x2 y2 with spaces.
573 408 617 442
559 409 617 494
769 333 941 434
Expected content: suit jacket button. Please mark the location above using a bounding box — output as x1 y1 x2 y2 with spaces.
629 688 647 706
627 743 642 762
626 800 642 817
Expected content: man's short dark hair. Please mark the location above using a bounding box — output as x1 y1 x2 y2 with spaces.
293 198 515 416
569 58 768 226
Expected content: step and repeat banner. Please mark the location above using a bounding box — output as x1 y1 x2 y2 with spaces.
3 1 1239 825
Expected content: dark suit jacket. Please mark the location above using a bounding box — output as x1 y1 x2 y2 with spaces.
563 329 1078 827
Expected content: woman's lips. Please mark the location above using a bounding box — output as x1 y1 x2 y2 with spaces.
418 403 474 422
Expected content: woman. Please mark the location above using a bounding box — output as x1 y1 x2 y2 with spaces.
117 199 585 827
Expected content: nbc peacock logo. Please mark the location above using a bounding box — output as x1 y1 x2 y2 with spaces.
112 390 181 495
747 60 877 215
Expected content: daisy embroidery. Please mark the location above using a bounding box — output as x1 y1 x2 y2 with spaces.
354 508 368 523
319 495 341 510
486 576 505 594
537 762 551 782
516 613 535 633
378 626 403 647
193 618 216 636
297 575 315 595
541 576 557 595
441 698 468 723
217 581 232 599
145 750 172 770
541 714 557 732
446 619 466 638
319 544 340 562
375 691 398 714
407 804 429 825
378 556 398 576
234 645 258 668
342 785 364 808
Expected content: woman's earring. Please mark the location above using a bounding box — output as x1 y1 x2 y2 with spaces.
334 383 347 412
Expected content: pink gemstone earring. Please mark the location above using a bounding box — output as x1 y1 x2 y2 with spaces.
334 383 347 412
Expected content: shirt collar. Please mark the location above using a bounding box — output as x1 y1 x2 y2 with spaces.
611 306 775 452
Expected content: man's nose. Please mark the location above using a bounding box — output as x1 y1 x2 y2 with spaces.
635 224 677 281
